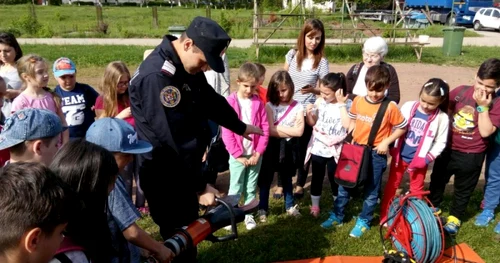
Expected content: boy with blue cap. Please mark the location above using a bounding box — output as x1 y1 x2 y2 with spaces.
53 57 99 140
0 108 66 165
86 117 173 263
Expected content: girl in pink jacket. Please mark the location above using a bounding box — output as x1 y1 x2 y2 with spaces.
221 62 269 230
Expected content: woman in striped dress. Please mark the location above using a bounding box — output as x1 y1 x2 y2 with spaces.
283 18 329 199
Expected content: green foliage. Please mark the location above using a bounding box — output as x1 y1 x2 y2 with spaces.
219 12 232 34
12 14 42 36
259 0 281 10
0 0 29 4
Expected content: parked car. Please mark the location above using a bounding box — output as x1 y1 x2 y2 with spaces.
473 7 500 31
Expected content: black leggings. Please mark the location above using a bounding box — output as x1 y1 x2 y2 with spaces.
310 154 338 197
296 120 313 188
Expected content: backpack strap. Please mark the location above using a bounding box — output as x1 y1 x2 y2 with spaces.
367 99 391 147
274 101 298 126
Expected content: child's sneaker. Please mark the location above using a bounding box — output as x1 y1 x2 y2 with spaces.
258 209 267 223
349 218 370 238
310 206 320 218
475 209 495 227
494 222 500 234
443 216 461 235
286 205 301 217
320 212 342 229
245 214 257 230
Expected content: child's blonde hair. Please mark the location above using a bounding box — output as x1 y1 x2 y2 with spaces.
16 54 61 108
237 62 260 83
99 61 131 118
16 54 49 84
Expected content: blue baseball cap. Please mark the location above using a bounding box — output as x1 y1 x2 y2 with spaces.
86 118 152 154
0 108 67 150
53 57 76 78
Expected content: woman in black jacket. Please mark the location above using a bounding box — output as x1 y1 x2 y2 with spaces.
346 36 400 104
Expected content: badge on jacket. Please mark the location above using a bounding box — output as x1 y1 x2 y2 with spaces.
160 86 181 108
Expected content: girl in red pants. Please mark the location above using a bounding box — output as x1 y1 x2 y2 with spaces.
380 78 450 224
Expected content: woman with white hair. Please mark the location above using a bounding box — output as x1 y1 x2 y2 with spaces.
346 36 400 103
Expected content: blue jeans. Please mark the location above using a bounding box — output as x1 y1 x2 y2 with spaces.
483 142 500 211
334 150 387 223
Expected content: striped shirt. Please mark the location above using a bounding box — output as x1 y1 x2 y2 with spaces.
285 49 329 110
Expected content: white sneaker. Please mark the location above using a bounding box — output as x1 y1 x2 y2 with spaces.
245 215 257 230
258 209 267 223
223 225 232 231
286 204 301 217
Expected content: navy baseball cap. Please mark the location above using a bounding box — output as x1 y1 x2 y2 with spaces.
86 118 152 154
186 16 231 73
0 108 67 150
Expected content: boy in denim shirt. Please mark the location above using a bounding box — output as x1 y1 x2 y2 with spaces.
86 118 173 263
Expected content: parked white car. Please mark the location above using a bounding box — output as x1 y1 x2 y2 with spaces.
473 7 500 31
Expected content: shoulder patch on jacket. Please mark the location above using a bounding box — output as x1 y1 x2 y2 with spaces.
161 60 176 76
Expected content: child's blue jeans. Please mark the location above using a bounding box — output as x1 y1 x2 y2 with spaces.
334 150 387 223
483 142 500 211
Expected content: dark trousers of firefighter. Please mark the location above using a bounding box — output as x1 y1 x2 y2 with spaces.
138 150 200 263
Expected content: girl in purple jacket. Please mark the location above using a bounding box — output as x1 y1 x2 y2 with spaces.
221 62 269 230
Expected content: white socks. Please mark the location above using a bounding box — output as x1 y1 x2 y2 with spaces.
311 195 320 207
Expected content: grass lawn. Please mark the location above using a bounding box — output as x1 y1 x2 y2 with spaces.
22 44 497 70
0 5 481 38
137 184 500 263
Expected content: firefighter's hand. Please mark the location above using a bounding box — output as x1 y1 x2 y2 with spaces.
198 184 221 206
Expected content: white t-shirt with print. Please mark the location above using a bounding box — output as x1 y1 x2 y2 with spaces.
310 98 347 158
267 100 303 140
238 96 253 155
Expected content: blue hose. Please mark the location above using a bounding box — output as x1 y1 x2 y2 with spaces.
387 196 443 263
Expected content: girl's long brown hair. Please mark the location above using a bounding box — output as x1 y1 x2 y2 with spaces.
295 19 326 71
98 61 131 117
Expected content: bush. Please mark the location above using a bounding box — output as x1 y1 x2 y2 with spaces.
12 14 41 36
0 28 22 37
219 12 231 34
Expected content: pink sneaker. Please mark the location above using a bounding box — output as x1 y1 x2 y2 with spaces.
310 206 320 218
138 207 150 215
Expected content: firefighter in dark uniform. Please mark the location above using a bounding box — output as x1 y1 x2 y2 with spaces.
128 17 263 262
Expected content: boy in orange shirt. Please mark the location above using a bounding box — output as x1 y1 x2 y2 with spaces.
255 63 268 104
320 65 407 238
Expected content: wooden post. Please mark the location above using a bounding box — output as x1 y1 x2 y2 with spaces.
30 3 37 19
96 5 103 29
206 4 211 19
253 0 259 58
152 6 159 28
340 0 345 43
